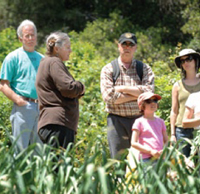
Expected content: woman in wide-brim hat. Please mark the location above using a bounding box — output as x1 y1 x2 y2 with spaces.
175 49 200 68
170 48 200 157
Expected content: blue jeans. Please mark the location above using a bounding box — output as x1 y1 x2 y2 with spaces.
10 102 42 154
175 127 194 157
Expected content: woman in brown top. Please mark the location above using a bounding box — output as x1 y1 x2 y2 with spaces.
36 32 85 149
170 49 200 157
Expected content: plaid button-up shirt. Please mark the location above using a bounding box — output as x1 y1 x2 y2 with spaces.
100 57 154 117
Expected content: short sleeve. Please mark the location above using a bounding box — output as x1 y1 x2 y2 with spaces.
0 53 16 82
132 118 141 131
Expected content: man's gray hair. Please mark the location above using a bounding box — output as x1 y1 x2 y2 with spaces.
17 19 37 38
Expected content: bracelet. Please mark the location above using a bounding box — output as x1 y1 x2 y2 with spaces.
171 134 175 136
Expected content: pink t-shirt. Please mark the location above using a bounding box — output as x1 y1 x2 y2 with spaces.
132 116 166 159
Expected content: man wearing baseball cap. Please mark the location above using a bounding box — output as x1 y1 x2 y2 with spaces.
100 32 154 159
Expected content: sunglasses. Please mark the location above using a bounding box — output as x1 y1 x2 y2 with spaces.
180 55 194 65
145 99 158 104
121 42 135 48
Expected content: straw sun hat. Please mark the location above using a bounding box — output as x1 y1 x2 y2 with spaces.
175 49 200 68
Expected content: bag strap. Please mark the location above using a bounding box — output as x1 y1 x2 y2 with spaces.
111 59 120 85
136 60 143 81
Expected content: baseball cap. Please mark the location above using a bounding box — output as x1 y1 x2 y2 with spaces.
118 32 137 44
175 49 200 68
137 92 162 110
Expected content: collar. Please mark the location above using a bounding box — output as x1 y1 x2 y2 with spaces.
118 57 136 70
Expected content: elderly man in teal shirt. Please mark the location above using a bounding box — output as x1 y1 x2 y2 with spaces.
0 19 43 154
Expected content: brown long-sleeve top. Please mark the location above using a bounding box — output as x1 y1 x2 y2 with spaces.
36 56 84 132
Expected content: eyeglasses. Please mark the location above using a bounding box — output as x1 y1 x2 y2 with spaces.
180 55 194 65
145 99 158 104
121 42 135 48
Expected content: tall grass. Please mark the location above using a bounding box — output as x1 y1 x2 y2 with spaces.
0 130 200 193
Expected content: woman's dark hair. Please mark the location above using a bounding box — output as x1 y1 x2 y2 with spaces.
181 54 199 78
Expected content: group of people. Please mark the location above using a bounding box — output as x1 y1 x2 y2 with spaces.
0 19 84 154
0 19 199 166
101 32 200 164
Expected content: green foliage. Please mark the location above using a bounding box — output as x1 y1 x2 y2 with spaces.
0 0 198 49
181 0 200 51
66 32 109 159
0 94 12 144
181 0 200 38
0 27 21 65
0 27 20 144
0 137 200 193
78 12 177 66
0 0 67 43
135 30 172 64
154 73 176 132
79 12 133 59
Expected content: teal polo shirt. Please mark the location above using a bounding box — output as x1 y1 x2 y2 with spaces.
0 47 43 99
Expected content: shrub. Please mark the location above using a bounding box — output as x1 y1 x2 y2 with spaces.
0 27 21 65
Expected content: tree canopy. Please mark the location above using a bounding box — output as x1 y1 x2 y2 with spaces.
0 0 199 50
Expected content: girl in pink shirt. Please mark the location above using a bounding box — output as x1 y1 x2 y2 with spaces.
131 92 168 162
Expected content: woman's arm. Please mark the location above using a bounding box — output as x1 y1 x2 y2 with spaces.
182 107 200 128
170 82 179 142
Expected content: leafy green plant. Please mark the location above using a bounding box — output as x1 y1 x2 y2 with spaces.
0 27 21 65
0 133 200 194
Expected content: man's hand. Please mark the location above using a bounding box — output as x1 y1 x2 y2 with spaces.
0 80 27 106
15 95 28 106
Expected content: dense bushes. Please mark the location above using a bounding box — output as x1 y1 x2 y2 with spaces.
0 28 21 144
